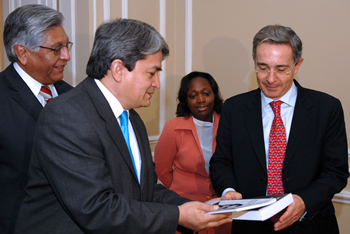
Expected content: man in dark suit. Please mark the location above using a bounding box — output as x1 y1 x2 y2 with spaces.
0 4 73 233
210 24 348 234
14 19 232 233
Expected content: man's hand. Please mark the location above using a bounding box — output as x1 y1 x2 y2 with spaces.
178 201 232 232
274 194 305 231
223 191 242 200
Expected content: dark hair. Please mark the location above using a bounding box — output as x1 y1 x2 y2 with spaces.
3 4 64 62
176 71 223 117
252 24 302 63
86 18 169 79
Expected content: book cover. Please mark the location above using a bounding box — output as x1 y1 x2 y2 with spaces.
206 197 276 213
208 193 294 221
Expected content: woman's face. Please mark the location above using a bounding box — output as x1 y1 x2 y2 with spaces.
187 77 215 122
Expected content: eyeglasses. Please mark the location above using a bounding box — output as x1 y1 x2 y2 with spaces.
254 61 298 76
39 41 73 55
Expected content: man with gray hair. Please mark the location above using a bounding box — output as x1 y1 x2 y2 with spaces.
15 19 232 233
0 4 72 233
210 24 348 233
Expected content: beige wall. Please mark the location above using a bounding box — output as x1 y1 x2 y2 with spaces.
2 0 350 232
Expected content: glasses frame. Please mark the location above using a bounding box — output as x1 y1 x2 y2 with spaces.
254 60 298 76
39 41 73 55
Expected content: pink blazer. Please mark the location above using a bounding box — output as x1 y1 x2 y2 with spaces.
154 112 220 202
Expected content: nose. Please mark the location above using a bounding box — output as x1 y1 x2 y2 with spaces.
60 46 71 61
266 70 277 84
197 94 204 103
152 73 160 89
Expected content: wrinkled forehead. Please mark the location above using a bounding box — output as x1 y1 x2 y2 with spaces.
255 42 294 63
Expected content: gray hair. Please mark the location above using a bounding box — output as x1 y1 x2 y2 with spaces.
3 4 64 62
252 25 302 63
86 18 169 79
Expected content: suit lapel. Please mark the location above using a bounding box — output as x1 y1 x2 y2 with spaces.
283 81 313 168
4 64 43 121
245 89 267 174
82 78 139 183
175 116 203 156
173 116 211 176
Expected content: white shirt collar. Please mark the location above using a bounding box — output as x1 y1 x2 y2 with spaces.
261 81 298 108
94 79 126 119
13 62 56 97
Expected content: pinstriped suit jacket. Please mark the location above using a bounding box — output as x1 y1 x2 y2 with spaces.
15 77 189 234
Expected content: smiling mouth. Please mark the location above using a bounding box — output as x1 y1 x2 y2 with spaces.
55 65 66 69
264 84 279 90
196 106 208 111
147 92 154 98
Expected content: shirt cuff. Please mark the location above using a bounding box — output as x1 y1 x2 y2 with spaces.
299 211 307 222
222 188 236 197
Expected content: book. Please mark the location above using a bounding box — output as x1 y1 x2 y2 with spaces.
207 193 293 221
206 197 277 213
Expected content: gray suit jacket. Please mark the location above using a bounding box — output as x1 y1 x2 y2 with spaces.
15 77 189 233
0 63 72 234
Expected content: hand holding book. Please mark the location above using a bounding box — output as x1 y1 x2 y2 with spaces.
206 193 293 221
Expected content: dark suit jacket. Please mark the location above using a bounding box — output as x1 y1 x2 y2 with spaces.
14 77 189 234
210 80 348 234
0 63 72 233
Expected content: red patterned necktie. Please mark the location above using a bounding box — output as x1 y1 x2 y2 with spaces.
267 100 287 223
40 86 53 105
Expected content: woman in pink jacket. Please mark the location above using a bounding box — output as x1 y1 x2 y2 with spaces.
154 71 230 234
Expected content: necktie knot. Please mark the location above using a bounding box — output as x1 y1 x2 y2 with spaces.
270 100 283 116
119 110 128 127
40 86 53 105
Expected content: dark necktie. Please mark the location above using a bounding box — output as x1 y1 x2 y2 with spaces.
119 110 139 182
267 100 287 222
40 86 53 106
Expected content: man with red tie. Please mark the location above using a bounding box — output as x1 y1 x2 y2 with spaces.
210 24 348 233
0 4 72 233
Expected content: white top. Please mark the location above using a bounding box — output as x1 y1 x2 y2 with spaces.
193 114 214 173
94 79 141 183
13 62 58 107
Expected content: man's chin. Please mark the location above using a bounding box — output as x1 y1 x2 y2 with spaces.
141 100 151 108
50 75 64 83
141 103 151 108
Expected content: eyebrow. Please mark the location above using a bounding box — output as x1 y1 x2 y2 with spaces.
150 66 162 71
50 40 70 47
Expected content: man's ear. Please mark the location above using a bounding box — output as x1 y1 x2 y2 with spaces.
293 57 304 75
110 59 124 82
14 45 28 65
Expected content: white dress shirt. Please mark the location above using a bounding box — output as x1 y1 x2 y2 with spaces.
13 62 58 107
94 79 142 183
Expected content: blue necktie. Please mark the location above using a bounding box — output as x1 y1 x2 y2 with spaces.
119 111 139 182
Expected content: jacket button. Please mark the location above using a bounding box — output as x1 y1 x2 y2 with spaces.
206 196 210 200
206 178 210 182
